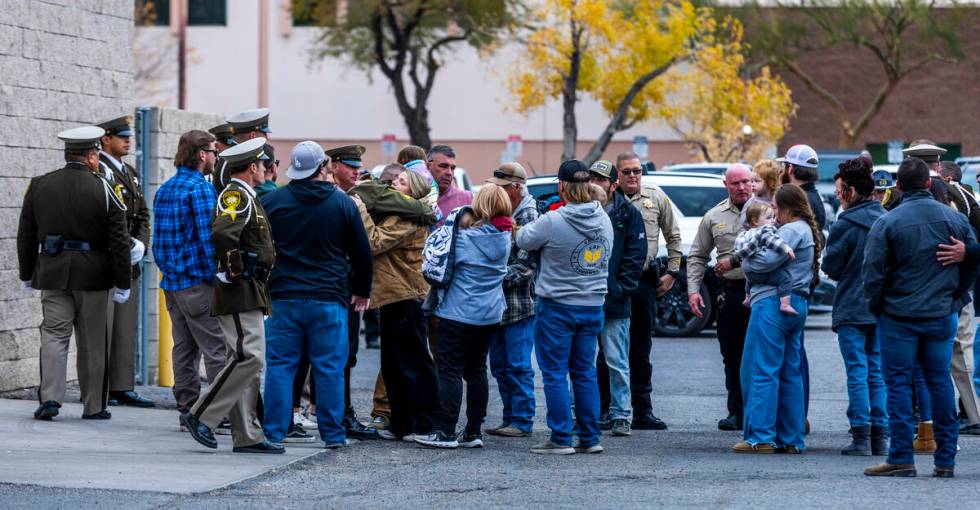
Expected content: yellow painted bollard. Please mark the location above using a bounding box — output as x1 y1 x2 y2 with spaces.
158 288 174 387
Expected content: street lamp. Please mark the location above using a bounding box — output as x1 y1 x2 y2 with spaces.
741 124 753 137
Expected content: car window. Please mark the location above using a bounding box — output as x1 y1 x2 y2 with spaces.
658 185 728 216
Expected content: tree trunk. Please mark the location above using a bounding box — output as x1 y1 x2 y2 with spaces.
582 59 680 166
561 83 578 162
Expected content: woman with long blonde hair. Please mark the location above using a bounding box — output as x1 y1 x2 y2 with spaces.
415 186 513 449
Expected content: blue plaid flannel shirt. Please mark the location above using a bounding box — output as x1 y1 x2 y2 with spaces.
152 166 217 291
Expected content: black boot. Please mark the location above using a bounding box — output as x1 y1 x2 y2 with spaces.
841 425 871 456
344 408 379 439
871 424 889 456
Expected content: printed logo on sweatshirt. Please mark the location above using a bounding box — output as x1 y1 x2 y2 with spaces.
570 237 610 276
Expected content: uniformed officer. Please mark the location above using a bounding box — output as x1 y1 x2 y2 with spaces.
209 123 236 153
97 115 155 408
687 163 753 431
180 138 282 454
17 126 132 420
326 144 379 439
872 169 895 205
608 151 682 431
213 108 271 194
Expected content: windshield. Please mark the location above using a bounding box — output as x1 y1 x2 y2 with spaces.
527 182 726 217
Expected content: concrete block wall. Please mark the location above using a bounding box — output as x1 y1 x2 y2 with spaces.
0 0 135 392
140 107 224 385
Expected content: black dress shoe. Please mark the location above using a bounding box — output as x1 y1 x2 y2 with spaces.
233 440 285 454
180 413 217 449
632 414 668 430
33 401 61 421
110 390 156 408
718 414 742 431
343 413 379 439
82 409 112 420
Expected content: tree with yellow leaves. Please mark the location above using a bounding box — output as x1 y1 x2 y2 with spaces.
659 22 797 163
508 0 717 165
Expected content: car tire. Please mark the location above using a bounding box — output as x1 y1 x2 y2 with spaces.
654 279 712 338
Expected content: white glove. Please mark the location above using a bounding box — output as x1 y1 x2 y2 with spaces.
20 281 33 292
130 238 146 265
216 272 231 284
113 288 131 304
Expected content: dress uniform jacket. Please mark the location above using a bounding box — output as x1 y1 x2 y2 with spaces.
211 179 274 316
17 161 131 290
99 154 151 278
687 198 745 291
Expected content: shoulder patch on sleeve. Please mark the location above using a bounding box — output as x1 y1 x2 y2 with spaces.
218 188 252 221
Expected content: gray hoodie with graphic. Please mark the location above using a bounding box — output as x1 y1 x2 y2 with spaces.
516 201 613 307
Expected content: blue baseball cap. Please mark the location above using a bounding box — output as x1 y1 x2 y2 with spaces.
286 141 327 180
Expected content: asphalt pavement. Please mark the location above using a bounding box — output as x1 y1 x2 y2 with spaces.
2 313 978 509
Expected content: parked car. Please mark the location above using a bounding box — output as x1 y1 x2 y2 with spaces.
956 157 980 195
661 162 731 176
526 172 833 336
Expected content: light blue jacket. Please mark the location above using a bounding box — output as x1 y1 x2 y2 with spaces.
435 224 511 325
741 220 815 306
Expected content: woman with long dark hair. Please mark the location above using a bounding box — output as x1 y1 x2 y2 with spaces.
823 157 889 456
734 184 821 453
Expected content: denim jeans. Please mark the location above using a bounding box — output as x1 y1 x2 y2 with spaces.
913 364 933 422
264 300 348 444
534 298 604 447
836 324 888 427
741 294 808 449
489 316 536 432
598 317 632 421
879 313 958 467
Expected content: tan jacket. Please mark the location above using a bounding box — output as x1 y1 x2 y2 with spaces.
356 198 430 309
625 187 682 272
687 198 745 292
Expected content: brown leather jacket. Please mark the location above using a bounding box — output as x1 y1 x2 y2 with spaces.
355 198 429 309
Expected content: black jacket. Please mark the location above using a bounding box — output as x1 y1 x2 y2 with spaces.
261 180 372 305
863 190 979 319
800 182 826 232
604 190 648 319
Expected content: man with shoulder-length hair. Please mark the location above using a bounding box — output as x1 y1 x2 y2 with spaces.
153 130 228 425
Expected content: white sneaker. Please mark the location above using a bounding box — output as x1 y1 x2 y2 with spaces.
294 411 317 430
402 433 419 443
378 429 397 440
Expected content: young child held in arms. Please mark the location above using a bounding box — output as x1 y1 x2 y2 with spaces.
734 201 798 315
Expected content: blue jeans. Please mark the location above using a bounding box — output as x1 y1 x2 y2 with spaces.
878 313 958 467
489 316 536 432
263 300 348 444
836 324 888 427
741 294 808 449
534 298 603 447
913 364 932 422
598 317 632 421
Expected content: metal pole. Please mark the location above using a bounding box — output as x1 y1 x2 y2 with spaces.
134 106 152 385
177 0 187 109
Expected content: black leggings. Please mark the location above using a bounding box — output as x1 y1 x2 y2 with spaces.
433 317 496 435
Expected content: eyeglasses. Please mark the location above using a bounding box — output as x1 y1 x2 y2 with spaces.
273 159 280 167
201 149 218 155
620 168 642 176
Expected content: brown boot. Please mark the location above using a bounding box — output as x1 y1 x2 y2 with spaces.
864 462 916 477
732 440 775 453
913 422 937 454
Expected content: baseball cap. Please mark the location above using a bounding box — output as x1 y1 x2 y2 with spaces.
776 144 819 168
557 159 590 183
588 160 617 182
487 162 528 186
872 169 894 191
286 141 328 180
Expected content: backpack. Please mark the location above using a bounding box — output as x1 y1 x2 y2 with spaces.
422 205 471 289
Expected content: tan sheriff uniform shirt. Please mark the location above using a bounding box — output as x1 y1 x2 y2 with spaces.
625 187 683 273
687 198 745 292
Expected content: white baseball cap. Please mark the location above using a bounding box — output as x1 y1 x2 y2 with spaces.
286 141 328 180
776 144 819 168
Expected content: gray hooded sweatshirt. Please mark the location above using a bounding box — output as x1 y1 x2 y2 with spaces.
516 201 613 307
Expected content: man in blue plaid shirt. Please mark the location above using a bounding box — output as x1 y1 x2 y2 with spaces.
152 130 228 421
